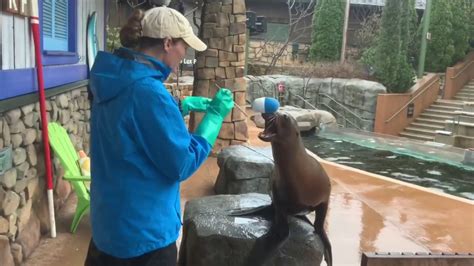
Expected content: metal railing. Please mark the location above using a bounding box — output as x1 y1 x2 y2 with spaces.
385 76 439 123
288 91 370 130
249 80 370 130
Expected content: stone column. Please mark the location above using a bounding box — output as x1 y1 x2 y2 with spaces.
190 0 249 153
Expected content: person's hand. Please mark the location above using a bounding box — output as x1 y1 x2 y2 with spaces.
208 89 234 118
194 89 235 146
181 96 211 116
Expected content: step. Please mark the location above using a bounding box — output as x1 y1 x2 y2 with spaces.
446 119 474 127
424 108 457 116
454 110 474 117
434 99 465 107
404 127 437 136
399 132 434 141
456 92 474 97
429 104 463 112
415 118 447 126
454 96 474 101
410 122 445 130
420 113 453 120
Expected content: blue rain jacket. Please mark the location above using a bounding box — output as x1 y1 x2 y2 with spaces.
89 47 211 258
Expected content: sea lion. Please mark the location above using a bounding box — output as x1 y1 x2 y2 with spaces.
239 112 332 266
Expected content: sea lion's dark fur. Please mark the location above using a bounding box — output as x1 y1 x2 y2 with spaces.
238 112 332 266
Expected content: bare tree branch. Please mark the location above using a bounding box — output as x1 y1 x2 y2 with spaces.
264 0 316 74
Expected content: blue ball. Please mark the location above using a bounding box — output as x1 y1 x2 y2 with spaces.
252 97 280 114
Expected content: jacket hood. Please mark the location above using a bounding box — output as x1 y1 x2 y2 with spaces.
89 47 172 104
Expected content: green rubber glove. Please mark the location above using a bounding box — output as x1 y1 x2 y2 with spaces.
181 96 212 116
195 89 235 146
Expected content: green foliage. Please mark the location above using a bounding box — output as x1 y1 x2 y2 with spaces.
106 26 122 52
425 0 455 72
407 0 420 67
309 0 346 61
373 0 414 93
470 0 474 48
450 0 471 63
360 46 376 71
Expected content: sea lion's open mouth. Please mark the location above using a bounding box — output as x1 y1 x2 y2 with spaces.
258 113 277 142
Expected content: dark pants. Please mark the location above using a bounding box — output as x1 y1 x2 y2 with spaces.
84 239 177 266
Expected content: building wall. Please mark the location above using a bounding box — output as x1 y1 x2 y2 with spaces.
0 1 105 264
247 40 310 68
0 0 105 100
0 86 91 266
1 0 105 70
77 0 106 65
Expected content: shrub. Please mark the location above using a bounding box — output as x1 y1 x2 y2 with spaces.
309 0 346 61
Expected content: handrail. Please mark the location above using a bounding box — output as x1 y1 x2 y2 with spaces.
450 60 474 80
290 93 318 109
318 93 373 122
319 102 362 129
385 76 439 123
289 92 363 130
250 80 368 130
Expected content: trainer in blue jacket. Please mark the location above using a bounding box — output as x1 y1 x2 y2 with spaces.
85 6 234 266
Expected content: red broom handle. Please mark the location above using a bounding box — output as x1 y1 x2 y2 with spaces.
30 0 56 238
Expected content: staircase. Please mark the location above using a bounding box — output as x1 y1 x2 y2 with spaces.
399 80 474 141
453 80 474 101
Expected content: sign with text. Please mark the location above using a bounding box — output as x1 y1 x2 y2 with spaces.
2 0 31 17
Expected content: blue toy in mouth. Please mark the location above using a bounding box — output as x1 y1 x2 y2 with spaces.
251 97 280 114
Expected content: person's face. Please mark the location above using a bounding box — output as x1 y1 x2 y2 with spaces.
162 38 188 73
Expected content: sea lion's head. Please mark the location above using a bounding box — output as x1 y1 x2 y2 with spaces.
258 112 300 142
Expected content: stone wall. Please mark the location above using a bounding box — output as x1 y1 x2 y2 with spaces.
190 0 249 153
0 87 90 266
246 75 387 131
248 40 310 68
164 83 194 99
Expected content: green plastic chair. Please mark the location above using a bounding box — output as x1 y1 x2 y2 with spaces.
48 122 90 233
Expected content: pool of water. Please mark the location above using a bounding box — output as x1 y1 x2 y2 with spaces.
303 135 474 200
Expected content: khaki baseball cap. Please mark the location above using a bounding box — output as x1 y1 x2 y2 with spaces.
141 7 207 52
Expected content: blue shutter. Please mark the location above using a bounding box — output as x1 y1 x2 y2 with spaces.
43 0 69 51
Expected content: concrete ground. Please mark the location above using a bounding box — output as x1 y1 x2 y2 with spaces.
24 116 474 266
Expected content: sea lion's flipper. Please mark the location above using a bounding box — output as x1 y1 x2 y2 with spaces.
245 209 289 266
229 204 274 217
315 201 332 266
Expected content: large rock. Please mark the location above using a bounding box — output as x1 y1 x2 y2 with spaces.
2 118 11 146
10 120 25 134
8 213 17 240
250 106 337 132
178 193 324 266
13 148 27 166
16 212 41 258
215 145 273 195
21 104 35 116
5 109 21 124
2 191 20 216
22 129 37 146
0 235 14 266
17 200 33 234
0 216 8 234
246 75 387 131
11 243 23 265
1 168 17 189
